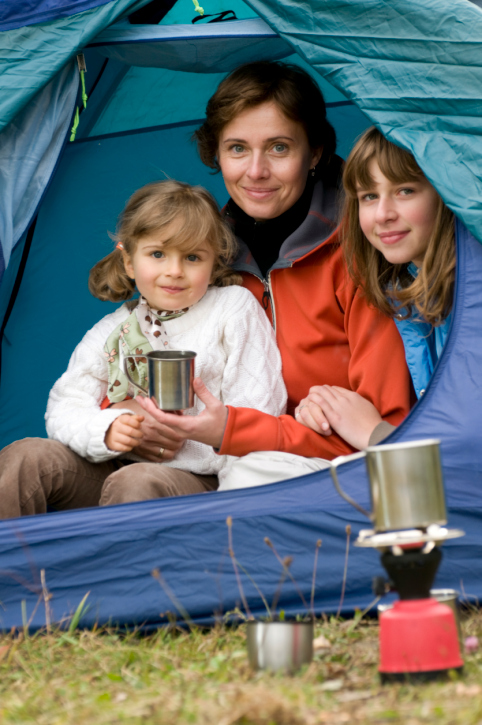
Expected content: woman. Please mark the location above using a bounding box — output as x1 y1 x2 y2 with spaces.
136 61 412 482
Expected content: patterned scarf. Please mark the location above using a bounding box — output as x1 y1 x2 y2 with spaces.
104 297 189 403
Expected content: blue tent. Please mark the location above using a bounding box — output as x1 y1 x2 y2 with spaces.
0 0 482 630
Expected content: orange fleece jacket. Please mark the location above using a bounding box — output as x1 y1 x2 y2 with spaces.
218 232 412 460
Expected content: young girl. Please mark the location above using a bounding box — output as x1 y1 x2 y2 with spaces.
0 181 286 517
295 126 455 449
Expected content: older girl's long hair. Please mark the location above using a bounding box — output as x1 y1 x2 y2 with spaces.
89 180 241 302
342 127 455 325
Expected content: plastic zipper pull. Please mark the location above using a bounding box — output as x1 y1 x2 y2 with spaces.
262 283 271 311
70 54 88 142
77 53 88 109
192 0 204 15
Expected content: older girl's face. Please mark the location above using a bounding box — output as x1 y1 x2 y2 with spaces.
217 102 322 221
357 159 440 268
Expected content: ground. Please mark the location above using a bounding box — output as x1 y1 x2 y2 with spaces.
0 608 481 724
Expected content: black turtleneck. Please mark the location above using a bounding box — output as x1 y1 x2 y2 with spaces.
225 176 315 278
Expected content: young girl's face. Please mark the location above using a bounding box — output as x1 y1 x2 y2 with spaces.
356 159 440 267
123 220 215 311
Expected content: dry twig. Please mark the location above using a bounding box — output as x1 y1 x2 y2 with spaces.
336 525 351 618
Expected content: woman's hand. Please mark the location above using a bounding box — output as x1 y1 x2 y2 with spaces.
105 414 144 453
108 399 184 461
136 378 229 449
298 385 383 450
295 396 333 436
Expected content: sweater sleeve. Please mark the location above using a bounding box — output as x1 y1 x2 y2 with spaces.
369 421 397 446
219 278 412 460
45 309 136 463
219 289 287 415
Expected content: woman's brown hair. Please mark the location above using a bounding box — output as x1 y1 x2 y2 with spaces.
89 180 241 302
342 127 455 325
194 60 340 187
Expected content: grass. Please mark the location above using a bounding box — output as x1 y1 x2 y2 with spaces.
0 609 481 724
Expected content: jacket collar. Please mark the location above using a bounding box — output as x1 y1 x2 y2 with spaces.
225 178 342 278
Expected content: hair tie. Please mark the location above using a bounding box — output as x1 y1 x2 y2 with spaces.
116 242 124 251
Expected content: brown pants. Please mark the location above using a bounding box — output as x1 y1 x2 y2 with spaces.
0 438 218 520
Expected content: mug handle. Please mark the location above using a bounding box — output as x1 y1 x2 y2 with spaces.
330 451 372 519
124 355 148 396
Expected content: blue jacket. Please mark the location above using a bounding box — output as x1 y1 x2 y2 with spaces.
393 264 451 399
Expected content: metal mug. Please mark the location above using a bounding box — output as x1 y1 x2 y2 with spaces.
124 350 196 410
430 589 462 647
330 439 447 532
246 620 314 673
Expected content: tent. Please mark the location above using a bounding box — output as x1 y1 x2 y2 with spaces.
0 0 482 631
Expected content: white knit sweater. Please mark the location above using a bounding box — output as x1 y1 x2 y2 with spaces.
46 285 287 480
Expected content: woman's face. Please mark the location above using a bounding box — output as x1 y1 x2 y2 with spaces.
217 102 322 221
357 159 440 267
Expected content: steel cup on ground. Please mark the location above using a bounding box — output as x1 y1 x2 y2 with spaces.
246 620 313 674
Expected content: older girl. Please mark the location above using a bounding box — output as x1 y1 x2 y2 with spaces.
0 180 286 517
295 127 455 448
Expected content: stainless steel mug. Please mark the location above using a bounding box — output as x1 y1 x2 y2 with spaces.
246 620 314 673
330 439 447 532
430 589 462 646
124 350 196 410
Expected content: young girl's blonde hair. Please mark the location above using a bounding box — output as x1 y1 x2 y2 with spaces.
342 127 455 325
89 180 241 302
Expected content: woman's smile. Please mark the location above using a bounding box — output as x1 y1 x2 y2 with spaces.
218 102 322 221
242 186 280 200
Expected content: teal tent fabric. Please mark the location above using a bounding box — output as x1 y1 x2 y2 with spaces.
0 0 152 276
0 0 151 133
89 18 293 70
0 62 78 273
0 0 121 31
159 0 256 24
244 0 482 245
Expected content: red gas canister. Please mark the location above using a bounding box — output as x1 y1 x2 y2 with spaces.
379 598 463 681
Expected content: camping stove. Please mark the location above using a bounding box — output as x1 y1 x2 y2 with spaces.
356 525 465 681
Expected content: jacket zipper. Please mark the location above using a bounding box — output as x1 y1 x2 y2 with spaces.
261 273 277 332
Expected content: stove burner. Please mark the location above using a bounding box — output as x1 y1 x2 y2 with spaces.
355 525 464 551
381 546 440 600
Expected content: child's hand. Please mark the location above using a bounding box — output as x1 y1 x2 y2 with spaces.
108 399 184 461
105 414 144 452
299 386 383 450
136 378 229 449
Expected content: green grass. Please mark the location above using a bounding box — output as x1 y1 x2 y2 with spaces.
0 610 482 724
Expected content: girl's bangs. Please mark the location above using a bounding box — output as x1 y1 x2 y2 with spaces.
143 212 217 255
376 144 424 184
345 133 424 197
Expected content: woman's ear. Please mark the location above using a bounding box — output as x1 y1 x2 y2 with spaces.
311 146 323 169
122 251 135 280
